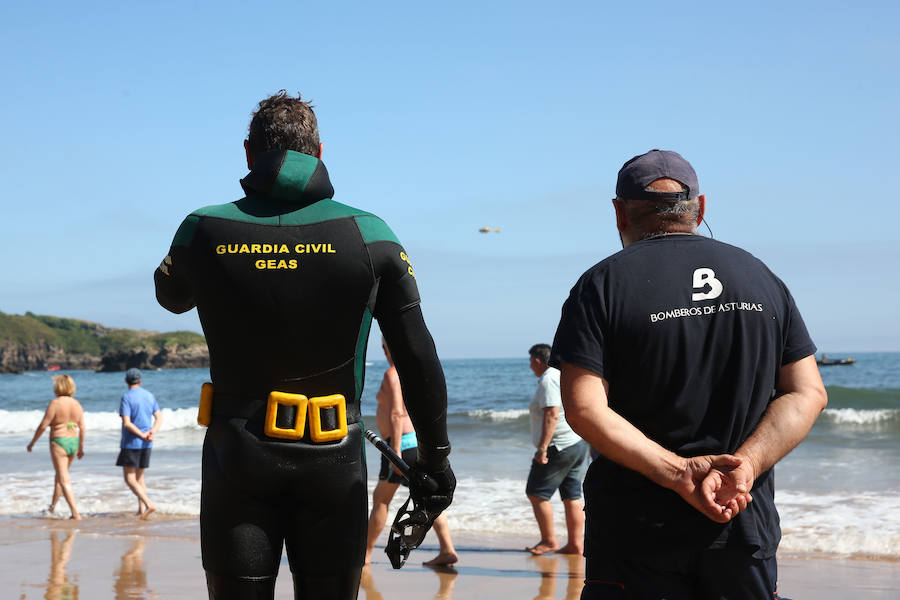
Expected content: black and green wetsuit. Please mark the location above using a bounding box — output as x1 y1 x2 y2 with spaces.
155 150 449 599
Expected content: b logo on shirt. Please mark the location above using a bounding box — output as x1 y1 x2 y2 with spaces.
692 268 723 301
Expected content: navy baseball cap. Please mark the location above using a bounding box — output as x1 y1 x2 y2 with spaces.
125 368 142 384
616 149 699 201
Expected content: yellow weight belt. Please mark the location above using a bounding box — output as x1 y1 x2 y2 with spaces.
198 383 349 443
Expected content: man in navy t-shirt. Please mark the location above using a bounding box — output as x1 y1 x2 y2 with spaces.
550 150 828 599
116 368 162 519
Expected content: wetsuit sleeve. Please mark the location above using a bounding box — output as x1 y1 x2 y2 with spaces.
378 305 449 469
360 216 446 463
154 215 198 314
362 226 420 316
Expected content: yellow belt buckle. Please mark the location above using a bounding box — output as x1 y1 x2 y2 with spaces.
198 382 213 426
265 391 309 440
308 394 348 442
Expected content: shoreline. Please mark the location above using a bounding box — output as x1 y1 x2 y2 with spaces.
1 515 898 599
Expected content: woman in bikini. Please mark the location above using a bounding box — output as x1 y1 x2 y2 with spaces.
26 374 86 520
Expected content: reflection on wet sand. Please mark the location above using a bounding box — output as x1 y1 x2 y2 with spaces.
562 554 585 600
359 567 384 600
530 554 584 600
46 530 78 600
361 564 458 600
430 565 458 600
533 555 558 600
114 537 153 599
360 552 582 599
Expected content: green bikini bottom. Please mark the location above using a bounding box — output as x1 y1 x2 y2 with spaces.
52 437 79 457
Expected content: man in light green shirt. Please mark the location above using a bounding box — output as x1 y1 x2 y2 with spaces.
525 343 590 555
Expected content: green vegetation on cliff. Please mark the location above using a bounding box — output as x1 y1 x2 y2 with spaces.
0 311 205 354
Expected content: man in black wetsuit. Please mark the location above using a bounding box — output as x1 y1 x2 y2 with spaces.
550 150 827 599
154 91 455 600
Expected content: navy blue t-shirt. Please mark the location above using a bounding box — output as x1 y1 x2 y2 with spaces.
550 235 816 558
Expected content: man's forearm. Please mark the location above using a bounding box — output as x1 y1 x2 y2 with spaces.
735 356 827 479
537 412 557 450
569 398 684 488
561 363 686 489
389 415 404 454
123 421 145 438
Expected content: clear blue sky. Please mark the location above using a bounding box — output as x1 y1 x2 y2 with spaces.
2 1 898 358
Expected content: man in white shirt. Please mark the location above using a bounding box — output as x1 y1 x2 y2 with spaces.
526 343 590 555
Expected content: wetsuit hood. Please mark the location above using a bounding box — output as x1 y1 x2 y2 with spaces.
240 150 335 207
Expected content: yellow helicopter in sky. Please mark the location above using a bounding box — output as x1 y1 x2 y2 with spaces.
478 227 501 233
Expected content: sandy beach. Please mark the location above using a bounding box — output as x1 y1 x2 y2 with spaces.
1 515 897 599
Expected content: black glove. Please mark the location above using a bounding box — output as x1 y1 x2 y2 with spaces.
407 460 456 517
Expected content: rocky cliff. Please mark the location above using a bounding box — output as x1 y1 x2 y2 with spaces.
0 311 208 374
0 340 100 373
97 343 210 372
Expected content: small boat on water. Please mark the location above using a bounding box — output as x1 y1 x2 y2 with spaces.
45 365 61 371
816 354 856 366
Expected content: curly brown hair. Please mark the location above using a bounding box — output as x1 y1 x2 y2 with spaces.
247 90 320 157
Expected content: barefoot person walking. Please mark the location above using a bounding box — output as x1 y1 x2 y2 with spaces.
26 374 86 520
525 344 590 556
365 339 458 567
116 368 162 519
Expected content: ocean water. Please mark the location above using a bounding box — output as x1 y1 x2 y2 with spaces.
1 353 898 559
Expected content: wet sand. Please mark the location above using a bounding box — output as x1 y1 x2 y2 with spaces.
1 515 898 599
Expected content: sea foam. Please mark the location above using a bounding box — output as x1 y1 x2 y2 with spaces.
821 407 898 425
0 407 202 434
466 409 528 422
776 489 900 558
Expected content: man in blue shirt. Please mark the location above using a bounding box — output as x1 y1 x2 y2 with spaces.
116 368 163 519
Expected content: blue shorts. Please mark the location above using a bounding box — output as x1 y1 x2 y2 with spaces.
581 546 784 600
526 439 589 501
